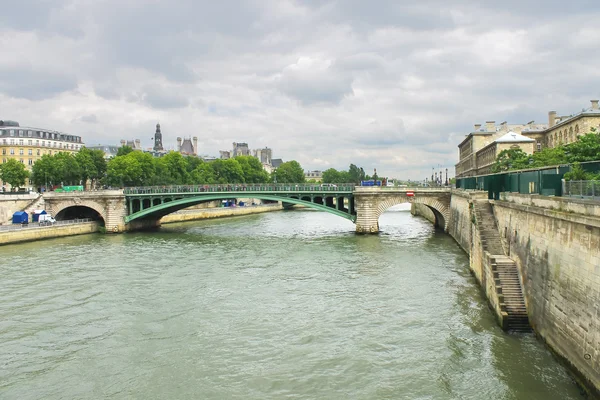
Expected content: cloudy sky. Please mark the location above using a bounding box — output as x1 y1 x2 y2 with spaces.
2 0 599 180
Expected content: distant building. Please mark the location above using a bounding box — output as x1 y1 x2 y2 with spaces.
120 139 142 150
153 123 164 151
0 120 84 169
219 150 231 159
305 170 323 182
87 144 120 159
253 147 272 165
232 142 250 157
177 136 198 156
455 99 600 178
271 158 283 168
0 119 84 188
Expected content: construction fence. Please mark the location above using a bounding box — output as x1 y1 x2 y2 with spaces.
456 161 600 200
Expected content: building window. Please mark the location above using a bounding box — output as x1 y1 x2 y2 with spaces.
9 130 15 136
19 149 24 155
9 149 14 155
28 130 33 137
36 140 39 146
42 141 45 147
537 142 541 151
37 149 40 155
18 130 23 137
28 149 32 155
575 125 579 134
19 139 23 146
1 149 5 155
2 158 6 163
28 159 33 165
28 139 32 145
2 139 5 145
10 139 14 145
53 142 57 147
20 159 24 164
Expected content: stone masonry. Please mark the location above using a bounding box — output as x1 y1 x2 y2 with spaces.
44 190 127 233
354 187 451 233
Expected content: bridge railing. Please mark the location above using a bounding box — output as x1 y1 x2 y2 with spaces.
123 184 356 195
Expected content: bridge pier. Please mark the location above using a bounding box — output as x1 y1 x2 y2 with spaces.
355 193 381 234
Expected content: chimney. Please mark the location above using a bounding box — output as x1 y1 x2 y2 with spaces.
548 111 557 128
591 100 599 110
177 137 182 151
474 124 481 131
485 121 495 132
500 121 507 131
135 139 141 149
193 136 198 155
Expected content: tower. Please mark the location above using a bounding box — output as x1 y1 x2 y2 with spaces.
193 137 198 155
153 123 164 151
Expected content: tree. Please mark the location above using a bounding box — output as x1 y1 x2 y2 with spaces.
75 149 98 188
105 155 144 187
0 159 30 190
117 146 134 157
348 164 364 183
30 155 57 188
272 160 305 183
565 131 600 162
190 162 216 184
54 152 82 185
211 159 245 183
157 152 188 184
322 168 341 183
491 148 530 173
235 155 269 183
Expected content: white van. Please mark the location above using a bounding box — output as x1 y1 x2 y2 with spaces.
38 214 56 226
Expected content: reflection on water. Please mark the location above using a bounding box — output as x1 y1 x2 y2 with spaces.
0 208 584 399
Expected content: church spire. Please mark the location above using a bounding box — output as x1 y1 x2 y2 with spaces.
153 122 164 151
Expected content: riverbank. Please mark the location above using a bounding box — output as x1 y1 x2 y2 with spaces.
414 190 600 398
0 221 100 246
160 203 283 224
0 203 284 246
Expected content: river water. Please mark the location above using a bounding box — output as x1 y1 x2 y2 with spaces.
0 207 586 399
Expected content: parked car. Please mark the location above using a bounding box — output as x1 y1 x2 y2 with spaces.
38 214 56 226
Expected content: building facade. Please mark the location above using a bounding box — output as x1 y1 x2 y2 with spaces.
177 137 198 156
1 121 84 169
305 170 323 182
455 99 600 178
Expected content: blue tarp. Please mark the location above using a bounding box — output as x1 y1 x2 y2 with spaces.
32 210 47 222
12 211 28 224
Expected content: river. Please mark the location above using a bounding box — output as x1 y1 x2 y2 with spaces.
0 207 586 399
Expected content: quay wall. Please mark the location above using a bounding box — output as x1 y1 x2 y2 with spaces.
160 203 283 224
410 203 435 224
446 190 600 395
0 222 100 246
0 193 39 225
493 193 600 394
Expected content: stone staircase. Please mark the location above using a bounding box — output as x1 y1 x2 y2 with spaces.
474 201 530 332
23 194 46 216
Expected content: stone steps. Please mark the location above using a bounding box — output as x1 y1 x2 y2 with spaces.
475 201 531 333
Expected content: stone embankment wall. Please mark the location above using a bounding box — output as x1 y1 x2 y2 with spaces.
493 193 600 394
160 203 283 224
0 193 39 225
410 203 435 224
0 222 100 246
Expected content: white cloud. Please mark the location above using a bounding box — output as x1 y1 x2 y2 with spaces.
1 0 600 180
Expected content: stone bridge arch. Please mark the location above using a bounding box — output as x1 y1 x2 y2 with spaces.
48 199 109 225
355 193 450 233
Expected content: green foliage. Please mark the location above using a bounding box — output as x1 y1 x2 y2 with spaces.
234 156 269 183
491 148 530 173
272 161 305 183
211 159 245 183
117 146 134 157
563 162 600 181
491 129 600 174
0 159 30 189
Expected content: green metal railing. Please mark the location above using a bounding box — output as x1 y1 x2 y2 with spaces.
124 183 356 195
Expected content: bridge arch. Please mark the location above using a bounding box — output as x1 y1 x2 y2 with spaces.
125 194 356 224
50 200 108 225
376 196 449 231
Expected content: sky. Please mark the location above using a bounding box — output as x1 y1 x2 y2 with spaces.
2 0 600 180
